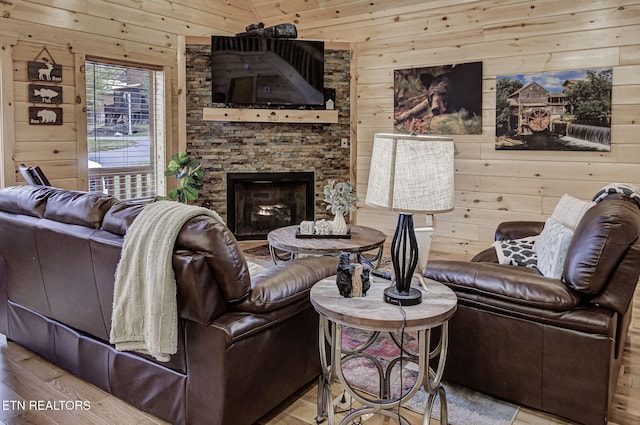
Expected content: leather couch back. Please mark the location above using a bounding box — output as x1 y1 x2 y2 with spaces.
564 195 640 315
0 186 251 341
101 199 252 324
0 186 118 339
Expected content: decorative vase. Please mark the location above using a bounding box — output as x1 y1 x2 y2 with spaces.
332 213 348 235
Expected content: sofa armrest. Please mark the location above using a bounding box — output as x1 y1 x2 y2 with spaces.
495 221 544 241
425 260 581 311
237 256 337 313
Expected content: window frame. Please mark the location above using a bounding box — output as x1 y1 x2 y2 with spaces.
84 56 166 199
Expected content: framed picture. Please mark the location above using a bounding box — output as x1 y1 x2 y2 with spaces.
495 68 612 151
394 61 482 135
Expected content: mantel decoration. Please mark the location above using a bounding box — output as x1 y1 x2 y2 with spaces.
163 152 204 204
366 133 454 306
323 180 358 235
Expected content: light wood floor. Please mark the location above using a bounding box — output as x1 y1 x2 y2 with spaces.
0 247 638 425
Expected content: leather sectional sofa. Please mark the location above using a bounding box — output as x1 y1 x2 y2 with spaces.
425 193 640 425
0 185 337 425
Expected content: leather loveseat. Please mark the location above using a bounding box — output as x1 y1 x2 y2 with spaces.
424 192 640 425
0 185 337 425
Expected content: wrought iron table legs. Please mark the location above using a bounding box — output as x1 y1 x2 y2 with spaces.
315 317 449 425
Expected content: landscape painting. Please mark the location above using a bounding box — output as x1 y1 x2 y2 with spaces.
495 67 612 151
394 61 482 135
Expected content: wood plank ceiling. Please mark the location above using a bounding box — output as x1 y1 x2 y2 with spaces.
243 0 482 42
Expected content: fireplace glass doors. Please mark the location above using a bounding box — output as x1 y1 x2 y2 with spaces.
227 172 315 240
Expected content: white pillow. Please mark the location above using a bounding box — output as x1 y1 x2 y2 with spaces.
534 217 573 278
551 194 594 231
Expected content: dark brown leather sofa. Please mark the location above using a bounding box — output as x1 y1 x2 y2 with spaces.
425 193 640 425
0 185 337 425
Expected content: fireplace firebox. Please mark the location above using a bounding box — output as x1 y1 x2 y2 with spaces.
227 172 315 240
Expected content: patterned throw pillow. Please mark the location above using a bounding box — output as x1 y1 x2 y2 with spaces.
534 217 574 278
493 236 538 268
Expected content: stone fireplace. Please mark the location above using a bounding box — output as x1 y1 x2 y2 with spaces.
186 43 351 234
227 172 315 240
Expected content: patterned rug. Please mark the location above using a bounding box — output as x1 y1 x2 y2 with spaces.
242 243 271 258
242 244 276 269
341 328 518 425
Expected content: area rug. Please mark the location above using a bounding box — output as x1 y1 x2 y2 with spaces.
341 328 518 425
242 243 271 258
242 243 276 269
241 249 519 423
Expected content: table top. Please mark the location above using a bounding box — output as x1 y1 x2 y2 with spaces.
267 224 386 255
310 276 457 332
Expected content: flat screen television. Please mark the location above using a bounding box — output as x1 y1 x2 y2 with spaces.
211 35 325 108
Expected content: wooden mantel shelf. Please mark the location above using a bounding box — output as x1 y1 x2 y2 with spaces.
202 107 339 124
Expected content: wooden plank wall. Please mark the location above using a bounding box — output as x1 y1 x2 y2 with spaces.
1 0 253 188
2 0 639 255
351 0 640 256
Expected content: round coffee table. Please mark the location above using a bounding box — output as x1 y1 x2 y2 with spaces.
310 276 457 425
266 224 386 265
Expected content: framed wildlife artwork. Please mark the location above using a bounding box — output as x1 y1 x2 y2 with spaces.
495 67 612 151
394 61 482 135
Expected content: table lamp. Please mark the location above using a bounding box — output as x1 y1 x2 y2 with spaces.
365 133 454 306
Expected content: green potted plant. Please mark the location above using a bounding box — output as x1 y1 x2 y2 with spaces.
164 152 204 203
323 179 357 234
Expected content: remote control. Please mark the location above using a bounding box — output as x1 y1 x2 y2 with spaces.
371 269 392 280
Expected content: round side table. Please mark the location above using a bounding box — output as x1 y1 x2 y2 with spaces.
310 277 457 425
267 225 385 266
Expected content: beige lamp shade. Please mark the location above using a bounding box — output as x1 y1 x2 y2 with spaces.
365 133 455 213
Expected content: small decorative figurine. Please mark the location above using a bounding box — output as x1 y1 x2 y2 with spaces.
299 220 315 235
314 219 331 235
351 264 364 297
335 252 371 298
357 262 371 296
336 252 353 297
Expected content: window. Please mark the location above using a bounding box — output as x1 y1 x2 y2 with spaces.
85 60 165 199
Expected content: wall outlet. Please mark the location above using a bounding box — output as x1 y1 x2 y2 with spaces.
425 214 434 227
340 138 350 148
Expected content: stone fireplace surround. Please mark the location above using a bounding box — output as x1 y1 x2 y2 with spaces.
186 43 351 238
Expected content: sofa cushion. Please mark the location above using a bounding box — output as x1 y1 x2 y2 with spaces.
0 185 54 218
44 190 117 229
534 218 573 278
425 260 581 311
101 198 151 235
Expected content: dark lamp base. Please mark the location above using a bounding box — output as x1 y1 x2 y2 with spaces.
383 286 422 306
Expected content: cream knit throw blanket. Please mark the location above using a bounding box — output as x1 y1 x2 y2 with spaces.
109 200 223 362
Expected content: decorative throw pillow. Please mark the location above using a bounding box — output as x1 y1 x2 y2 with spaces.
493 236 538 268
534 217 574 278
551 193 594 231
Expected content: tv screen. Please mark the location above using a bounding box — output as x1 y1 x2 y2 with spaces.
211 35 325 108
